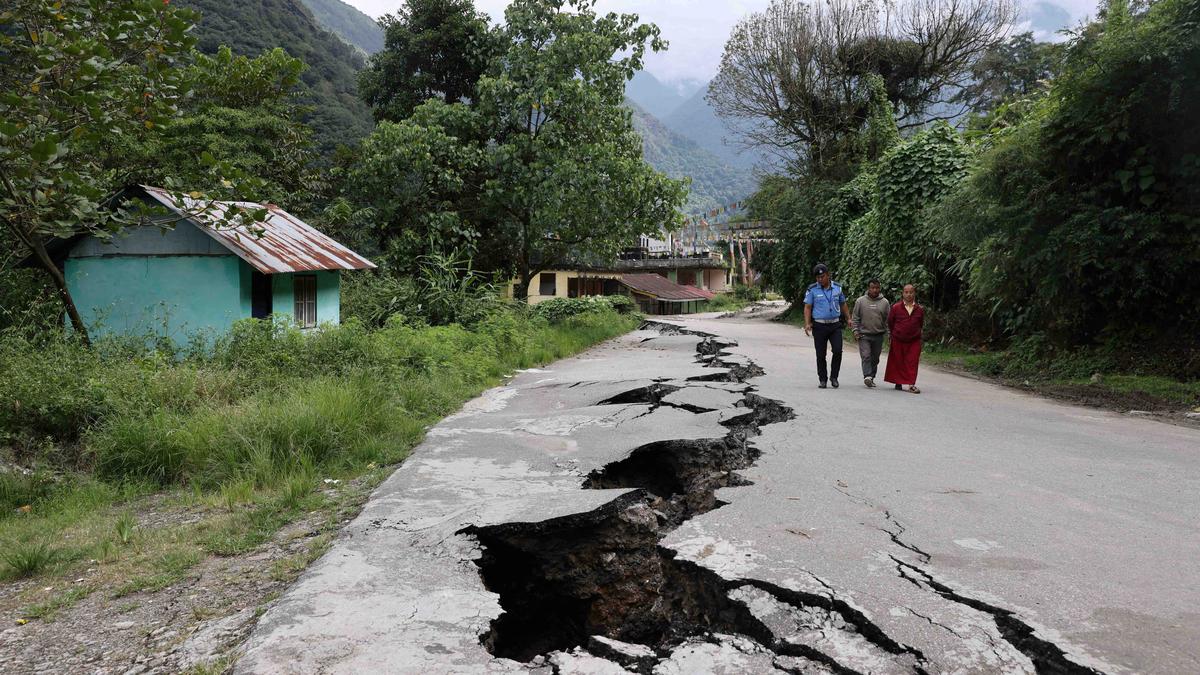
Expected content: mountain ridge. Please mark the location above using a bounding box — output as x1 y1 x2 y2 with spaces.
299 0 384 55
178 0 375 152
628 100 756 213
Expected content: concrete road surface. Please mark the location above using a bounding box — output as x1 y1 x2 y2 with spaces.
238 312 1200 674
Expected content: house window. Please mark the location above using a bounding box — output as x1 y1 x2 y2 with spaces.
294 275 317 328
539 273 557 297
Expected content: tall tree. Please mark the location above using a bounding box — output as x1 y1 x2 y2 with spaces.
126 46 319 208
0 1 269 344
0 0 198 343
708 0 1016 178
345 0 687 294
475 0 687 297
357 0 498 122
341 100 485 273
953 32 1065 113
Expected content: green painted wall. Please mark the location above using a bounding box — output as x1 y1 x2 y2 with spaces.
65 255 244 342
269 271 341 326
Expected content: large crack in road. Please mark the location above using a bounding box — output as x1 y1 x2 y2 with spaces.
461 322 1107 674
460 324 922 673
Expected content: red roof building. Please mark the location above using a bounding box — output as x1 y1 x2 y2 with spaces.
621 273 714 314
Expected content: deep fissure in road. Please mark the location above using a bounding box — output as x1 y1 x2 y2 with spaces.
463 323 1102 673
463 326 898 669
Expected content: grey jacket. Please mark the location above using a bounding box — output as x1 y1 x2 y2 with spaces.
852 295 890 334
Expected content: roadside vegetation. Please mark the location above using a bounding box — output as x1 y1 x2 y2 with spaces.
0 288 639 605
706 285 765 313
717 0 1199 404
923 343 1200 411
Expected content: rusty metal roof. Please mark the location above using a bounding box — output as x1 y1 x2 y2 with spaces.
139 185 376 274
621 274 715 301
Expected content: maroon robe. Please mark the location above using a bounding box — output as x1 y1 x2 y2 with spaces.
885 301 924 386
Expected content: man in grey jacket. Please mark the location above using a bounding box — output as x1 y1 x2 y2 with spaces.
851 279 890 388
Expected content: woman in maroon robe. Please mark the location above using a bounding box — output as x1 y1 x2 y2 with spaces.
885 284 925 393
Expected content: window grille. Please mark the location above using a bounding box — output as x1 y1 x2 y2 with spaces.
294 275 317 328
539 273 557 297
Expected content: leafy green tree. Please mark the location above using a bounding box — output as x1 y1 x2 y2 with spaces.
953 32 1065 114
868 122 969 305
346 0 687 296
341 100 485 273
932 0 1200 344
127 46 319 207
0 2 271 344
0 0 197 343
475 0 688 298
358 0 498 122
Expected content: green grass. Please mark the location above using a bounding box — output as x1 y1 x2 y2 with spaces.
1063 374 1200 407
21 586 93 621
0 307 640 603
112 548 203 597
705 294 751 312
923 345 1200 409
1 539 59 579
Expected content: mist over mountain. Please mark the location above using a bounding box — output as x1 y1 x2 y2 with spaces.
300 0 385 54
626 72 689 120
662 86 771 173
628 100 757 214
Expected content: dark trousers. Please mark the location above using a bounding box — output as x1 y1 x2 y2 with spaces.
812 322 843 383
858 333 884 378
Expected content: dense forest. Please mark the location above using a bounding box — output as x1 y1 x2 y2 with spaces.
629 101 758 213
179 0 375 152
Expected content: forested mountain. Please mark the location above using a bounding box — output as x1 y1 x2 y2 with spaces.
663 86 770 173
629 101 756 213
299 0 385 54
179 0 374 152
626 71 688 120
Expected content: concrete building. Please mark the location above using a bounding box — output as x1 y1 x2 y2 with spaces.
43 185 374 342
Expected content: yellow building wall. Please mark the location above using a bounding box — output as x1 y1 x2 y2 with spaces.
504 270 622 305
704 268 730 292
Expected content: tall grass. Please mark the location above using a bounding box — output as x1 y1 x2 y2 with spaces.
1 305 639 514
0 305 638 584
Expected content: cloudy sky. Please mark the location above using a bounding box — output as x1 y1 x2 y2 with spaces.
344 0 1098 84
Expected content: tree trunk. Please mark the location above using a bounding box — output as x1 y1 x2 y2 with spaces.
28 238 91 346
514 267 532 302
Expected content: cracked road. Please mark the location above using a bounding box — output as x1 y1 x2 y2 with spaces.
237 313 1200 674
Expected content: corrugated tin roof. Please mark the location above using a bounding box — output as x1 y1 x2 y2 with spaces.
621 274 715 301
140 185 376 274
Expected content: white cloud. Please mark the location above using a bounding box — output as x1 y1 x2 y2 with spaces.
343 0 1096 83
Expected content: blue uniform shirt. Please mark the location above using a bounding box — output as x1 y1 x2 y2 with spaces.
804 281 846 321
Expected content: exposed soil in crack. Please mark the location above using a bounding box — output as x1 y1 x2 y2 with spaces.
461 323 923 672
462 322 1101 673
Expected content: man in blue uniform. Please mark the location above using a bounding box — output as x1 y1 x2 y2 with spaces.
803 263 851 388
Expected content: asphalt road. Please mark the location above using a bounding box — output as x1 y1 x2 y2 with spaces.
238 311 1200 674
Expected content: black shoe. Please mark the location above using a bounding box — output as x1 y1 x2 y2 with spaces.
895 384 902 390
818 381 828 389
831 379 839 388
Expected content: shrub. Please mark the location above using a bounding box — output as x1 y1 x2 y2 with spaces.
732 285 764 302
531 296 634 323
0 470 56 513
340 271 421 329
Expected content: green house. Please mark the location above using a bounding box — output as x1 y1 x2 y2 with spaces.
45 185 375 343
